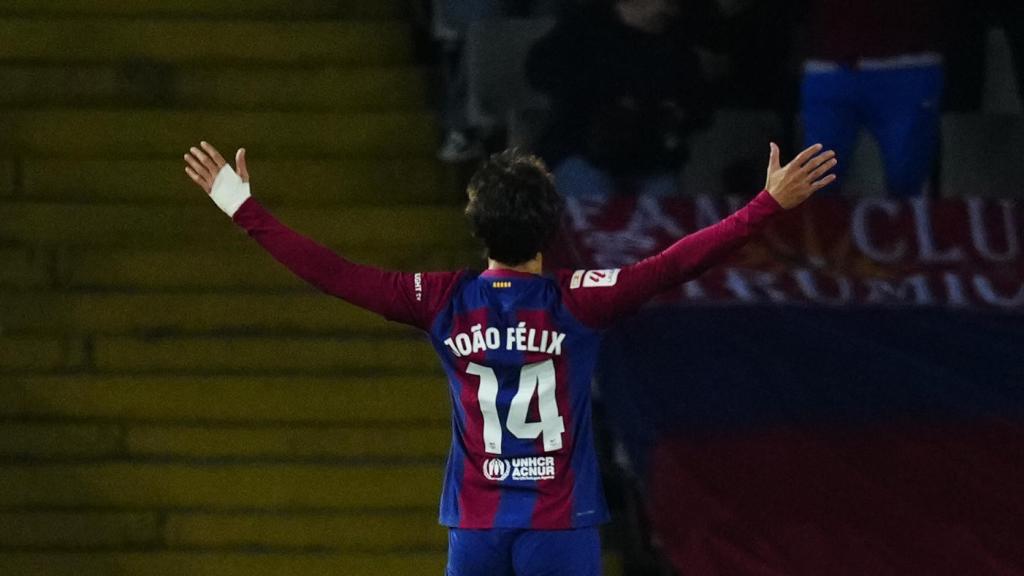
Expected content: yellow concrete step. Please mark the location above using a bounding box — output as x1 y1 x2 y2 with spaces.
0 463 441 508
0 247 459 290
0 422 122 458
0 19 412 65
0 552 447 576
93 336 439 373
0 159 12 195
0 515 621 573
0 512 159 548
0 65 428 112
0 421 448 460
1 292 415 336
0 0 408 18
55 248 477 289
0 337 84 371
0 552 622 576
21 157 448 204
127 424 450 459
0 110 434 158
0 202 469 249
0 511 443 551
0 247 48 288
0 375 450 423
166 511 444 551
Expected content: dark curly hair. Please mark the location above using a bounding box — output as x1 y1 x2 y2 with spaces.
464 149 564 266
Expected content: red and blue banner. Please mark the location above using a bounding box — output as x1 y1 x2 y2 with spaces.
551 194 1023 310
550 195 1024 574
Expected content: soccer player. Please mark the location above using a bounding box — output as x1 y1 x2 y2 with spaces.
183 141 836 575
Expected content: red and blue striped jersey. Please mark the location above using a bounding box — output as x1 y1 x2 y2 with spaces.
230 190 782 530
430 268 610 529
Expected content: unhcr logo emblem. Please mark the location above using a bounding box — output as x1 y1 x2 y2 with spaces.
482 458 511 481
482 457 557 481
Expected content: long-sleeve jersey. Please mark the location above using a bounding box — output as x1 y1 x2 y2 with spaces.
229 190 783 529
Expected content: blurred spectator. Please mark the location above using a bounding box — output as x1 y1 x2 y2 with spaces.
799 0 949 198
999 2 1024 106
433 0 501 162
945 0 1024 112
433 0 563 163
691 0 796 113
526 0 713 199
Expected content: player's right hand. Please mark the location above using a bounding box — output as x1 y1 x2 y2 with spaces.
764 142 837 209
184 141 249 195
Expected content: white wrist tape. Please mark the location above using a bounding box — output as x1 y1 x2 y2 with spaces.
209 165 252 218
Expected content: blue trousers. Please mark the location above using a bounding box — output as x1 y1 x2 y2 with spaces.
801 61 944 197
446 527 602 576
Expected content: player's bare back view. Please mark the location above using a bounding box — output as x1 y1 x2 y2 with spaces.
183 141 836 575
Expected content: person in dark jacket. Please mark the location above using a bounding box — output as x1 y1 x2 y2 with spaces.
526 0 713 198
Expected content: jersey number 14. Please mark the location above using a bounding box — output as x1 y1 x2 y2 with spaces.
467 360 565 455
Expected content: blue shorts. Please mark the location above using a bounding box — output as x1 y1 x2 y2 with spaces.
446 527 602 576
801 61 944 197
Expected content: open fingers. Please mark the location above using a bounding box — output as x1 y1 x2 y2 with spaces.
808 156 838 181
790 143 824 169
184 165 211 192
811 173 838 191
798 150 839 179
200 141 227 167
184 152 212 181
802 149 836 174
189 146 220 175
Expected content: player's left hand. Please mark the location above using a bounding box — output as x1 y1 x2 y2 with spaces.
765 142 837 209
183 141 249 195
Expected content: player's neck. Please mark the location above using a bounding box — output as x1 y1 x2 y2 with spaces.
487 255 543 276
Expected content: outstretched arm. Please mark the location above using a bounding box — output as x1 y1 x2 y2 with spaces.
183 142 462 330
562 143 837 328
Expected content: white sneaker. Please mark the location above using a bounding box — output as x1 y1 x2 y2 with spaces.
438 130 484 163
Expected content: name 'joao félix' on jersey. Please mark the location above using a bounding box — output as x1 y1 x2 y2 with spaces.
444 323 567 357
226 189 783 530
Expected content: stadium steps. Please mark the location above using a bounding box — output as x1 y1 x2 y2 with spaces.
0 247 478 290
0 0 409 19
14 158 446 204
0 552 622 576
0 19 413 65
0 337 88 371
0 110 436 157
0 65 429 112
0 203 467 248
0 246 48 288
0 160 11 194
0 552 450 576
0 463 442 508
0 422 451 460
0 375 450 423
0 1 460 573
0 510 445 551
1 292 430 335
0 335 444 374
92 336 441 373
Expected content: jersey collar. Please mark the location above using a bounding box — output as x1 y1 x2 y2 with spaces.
480 268 541 279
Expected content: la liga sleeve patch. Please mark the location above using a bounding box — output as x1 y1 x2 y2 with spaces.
571 269 621 289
